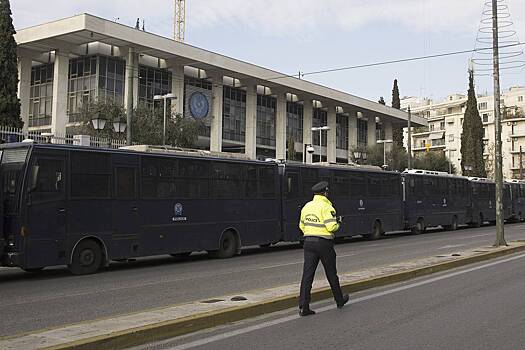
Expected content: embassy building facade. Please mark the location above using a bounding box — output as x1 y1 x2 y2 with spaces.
15 14 425 162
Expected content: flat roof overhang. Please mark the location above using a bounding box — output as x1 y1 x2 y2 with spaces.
15 13 426 127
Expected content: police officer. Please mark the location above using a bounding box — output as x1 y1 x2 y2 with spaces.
298 181 349 316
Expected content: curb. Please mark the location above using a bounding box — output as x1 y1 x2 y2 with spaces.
41 243 525 350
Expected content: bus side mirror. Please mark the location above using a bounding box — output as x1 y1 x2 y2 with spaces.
28 165 39 192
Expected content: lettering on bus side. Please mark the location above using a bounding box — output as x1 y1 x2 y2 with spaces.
172 203 188 222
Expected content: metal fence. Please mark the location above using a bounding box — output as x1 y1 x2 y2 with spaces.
0 126 128 150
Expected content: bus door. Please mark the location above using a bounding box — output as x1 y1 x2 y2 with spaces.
111 155 140 258
25 151 67 268
282 168 303 241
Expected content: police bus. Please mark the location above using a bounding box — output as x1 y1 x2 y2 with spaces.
0 142 281 274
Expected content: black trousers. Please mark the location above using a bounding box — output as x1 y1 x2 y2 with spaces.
299 237 344 308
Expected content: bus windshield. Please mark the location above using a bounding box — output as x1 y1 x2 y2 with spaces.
1 147 30 215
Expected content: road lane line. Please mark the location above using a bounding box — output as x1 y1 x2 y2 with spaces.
165 253 525 350
438 244 466 249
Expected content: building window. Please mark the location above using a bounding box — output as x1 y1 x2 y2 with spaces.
67 56 99 122
518 96 523 102
448 134 454 142
312 109 328 146
29 64 54 127
357 118 368 147
440 121 445 130
432 138 445 146
138 65 172 110
482 113 489 123
222 86 246 143
256 94 276 147
447 107 453 114
478 102 488 110
420 139 427 148
337 114 349 150
287 102 303 144
429 124 435 131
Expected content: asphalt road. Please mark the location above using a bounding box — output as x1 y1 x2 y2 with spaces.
136 252 525 350
1 223 525 337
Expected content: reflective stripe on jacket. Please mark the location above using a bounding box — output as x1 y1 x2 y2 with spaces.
299 195 340 239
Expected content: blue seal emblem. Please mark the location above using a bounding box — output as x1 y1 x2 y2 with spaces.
189 92 209 119
173 203 187 222
174 203 183 216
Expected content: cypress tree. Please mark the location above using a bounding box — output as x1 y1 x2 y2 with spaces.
461 69 486 177
0 0 22 128
391 79 403 147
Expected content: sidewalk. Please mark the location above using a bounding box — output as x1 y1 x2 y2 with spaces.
2 241 524 350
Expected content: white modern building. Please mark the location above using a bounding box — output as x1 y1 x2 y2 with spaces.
15 14 425 163
404 86 525 178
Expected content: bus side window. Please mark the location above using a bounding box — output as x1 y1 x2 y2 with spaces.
30 158 65 202
285 172 300 199
115 167 135 199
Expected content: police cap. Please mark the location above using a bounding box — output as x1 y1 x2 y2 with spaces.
311 181 329 193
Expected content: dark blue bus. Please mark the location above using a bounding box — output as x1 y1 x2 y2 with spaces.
402 170 471 233
0 142 281 274
281 164 404 241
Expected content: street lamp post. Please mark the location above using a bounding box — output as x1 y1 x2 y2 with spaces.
377 139 393 170
91 113 107 147
303 143 314 163
311 126 330 163
154 93 177 145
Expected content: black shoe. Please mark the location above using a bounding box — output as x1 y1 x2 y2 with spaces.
299 308 316 316
337 294 349 309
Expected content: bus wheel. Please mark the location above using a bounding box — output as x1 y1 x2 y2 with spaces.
210 231 237 259
411 219 425 235
68 240 103 275
22 267 45 273
444 216 458 231
367 221 383 240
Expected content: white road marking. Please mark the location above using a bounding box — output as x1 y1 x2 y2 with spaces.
165 253 525 350
438 244 466 249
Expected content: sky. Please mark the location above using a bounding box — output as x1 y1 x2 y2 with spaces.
11 0 525 104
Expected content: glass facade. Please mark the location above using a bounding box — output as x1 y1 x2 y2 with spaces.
68 56 98 122
336 114 348 150
29 64 54 127
357 118 368 147
98 56 125 106
138 65 172 109
286 102 303 143
312 109 328 146
257 95 276 147
222 86 246 142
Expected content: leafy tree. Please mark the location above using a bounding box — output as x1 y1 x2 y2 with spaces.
72 98 126 139
0 0 22 128
287 136 296 161
461 69 486 177
378 97 386 105
413 151 457 174
353 144 408 172
391 79 403 147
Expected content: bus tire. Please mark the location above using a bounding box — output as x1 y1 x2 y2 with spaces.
210 231 237 259
367 221 383 240
444 216 458 231
68 239 103 275
411 219 425 235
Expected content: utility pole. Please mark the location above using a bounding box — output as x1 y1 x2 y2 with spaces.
126 48 135 145
407 106 412 170
174 0 186 42
520 145 523 180
492 0 506 246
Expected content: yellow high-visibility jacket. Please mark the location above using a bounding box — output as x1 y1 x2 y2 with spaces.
299 195 340 239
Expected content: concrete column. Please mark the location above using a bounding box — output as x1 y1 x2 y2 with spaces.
367 116 377 147
245 84 257 159
17 52 32 131
124 48 139 110
210 75 223 152
303 99 313 164
327 106 337 163
275 91 287 160
348 111 358 162
384 119 393 152
51 50 69 136
170 64 184 115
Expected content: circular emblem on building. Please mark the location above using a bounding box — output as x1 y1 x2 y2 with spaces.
189 92 209 119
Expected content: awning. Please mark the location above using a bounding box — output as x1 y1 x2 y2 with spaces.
429 132 445 140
